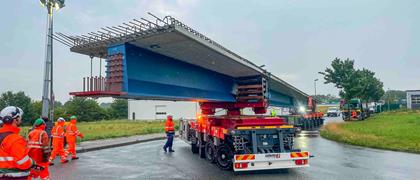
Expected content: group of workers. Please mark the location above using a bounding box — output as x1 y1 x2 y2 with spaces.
0 105 175 179
0 106 83 180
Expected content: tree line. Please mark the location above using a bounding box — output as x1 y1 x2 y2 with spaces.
0 91 128 125
312 94 341 104
319 58 385 103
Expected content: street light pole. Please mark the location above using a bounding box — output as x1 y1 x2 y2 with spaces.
40 0 65 120
41 11 53 118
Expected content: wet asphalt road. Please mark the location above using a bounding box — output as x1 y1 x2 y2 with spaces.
50 117 420 180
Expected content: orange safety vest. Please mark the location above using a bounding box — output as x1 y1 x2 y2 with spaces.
164 120 175 132
65 123 79 137
27 128 50 164
51 125 64 139
0 125 33 172
27 128 49 150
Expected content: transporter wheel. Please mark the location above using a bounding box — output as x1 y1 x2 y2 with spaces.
191 140 199 154
215 144 233 170
205 140 216 163
199 140 206 158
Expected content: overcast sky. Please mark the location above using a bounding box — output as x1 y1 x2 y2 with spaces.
1 0 419 103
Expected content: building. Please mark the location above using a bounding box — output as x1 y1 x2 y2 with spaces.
406 90 420 109
128 100 199 120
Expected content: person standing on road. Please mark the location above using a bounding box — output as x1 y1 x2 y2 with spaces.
48 117 68 165
0 106 41 179
163 115 175 153
27 118 51 180
65 116 84 160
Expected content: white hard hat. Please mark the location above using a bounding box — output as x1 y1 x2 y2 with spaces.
0 106 24 124
57 117 66 122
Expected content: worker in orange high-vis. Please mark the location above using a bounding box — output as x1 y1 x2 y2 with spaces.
65 116 84 160
163 115 175 153
27 118 51 180
351 110 357 119
0 106 43 179
48 117 68 165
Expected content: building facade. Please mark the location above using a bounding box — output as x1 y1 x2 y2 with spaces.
128 100 199 120
406 90 420 109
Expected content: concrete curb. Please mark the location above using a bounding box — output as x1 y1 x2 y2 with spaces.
76 134 179 153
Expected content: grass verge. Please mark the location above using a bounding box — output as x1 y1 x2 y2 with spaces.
20 120 179 142
320 110 420 153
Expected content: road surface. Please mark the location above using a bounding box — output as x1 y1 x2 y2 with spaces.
50 117 420 180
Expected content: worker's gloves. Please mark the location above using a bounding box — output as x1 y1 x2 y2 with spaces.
78 133 84 139
31 164 45 172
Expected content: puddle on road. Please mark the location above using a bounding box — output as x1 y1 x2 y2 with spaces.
297 130 320 137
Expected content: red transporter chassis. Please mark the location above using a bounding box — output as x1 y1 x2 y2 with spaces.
188 115 289 140
191 100 288 140
180 101 310 171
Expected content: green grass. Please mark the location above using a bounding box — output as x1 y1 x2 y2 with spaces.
20 120 179 142
321 110 420 153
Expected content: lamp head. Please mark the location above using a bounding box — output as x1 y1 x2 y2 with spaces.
40 0 65 14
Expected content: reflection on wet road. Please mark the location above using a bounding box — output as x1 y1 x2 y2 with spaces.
51 117 420 180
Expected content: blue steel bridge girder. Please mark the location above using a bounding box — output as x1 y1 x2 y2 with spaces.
105 43 296 107
64 15 308 108
109 43 236 102
62 16 309 107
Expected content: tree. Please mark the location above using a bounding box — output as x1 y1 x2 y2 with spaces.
382 90 406 104
319 58 362 100
312 94 340 104
320 58 384 102
354 69 384 109
64 97 109 121
0 91 36 125
108 99 128 119
30 100 65 121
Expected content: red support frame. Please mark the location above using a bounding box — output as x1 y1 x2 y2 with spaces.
200 100 268 115
69 91 126 97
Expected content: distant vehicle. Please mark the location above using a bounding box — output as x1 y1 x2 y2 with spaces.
340 98 369 121
326 107 340 117
368 104 376 114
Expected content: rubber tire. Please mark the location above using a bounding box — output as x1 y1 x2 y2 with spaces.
205 141 216 163
215 144 233 170
191 141 199 154
198 140 206 158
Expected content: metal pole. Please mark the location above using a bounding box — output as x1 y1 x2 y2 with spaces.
99 58 102 78
41 7 53 118
83 77 86 91
50 14 55 121
90 56 93 77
